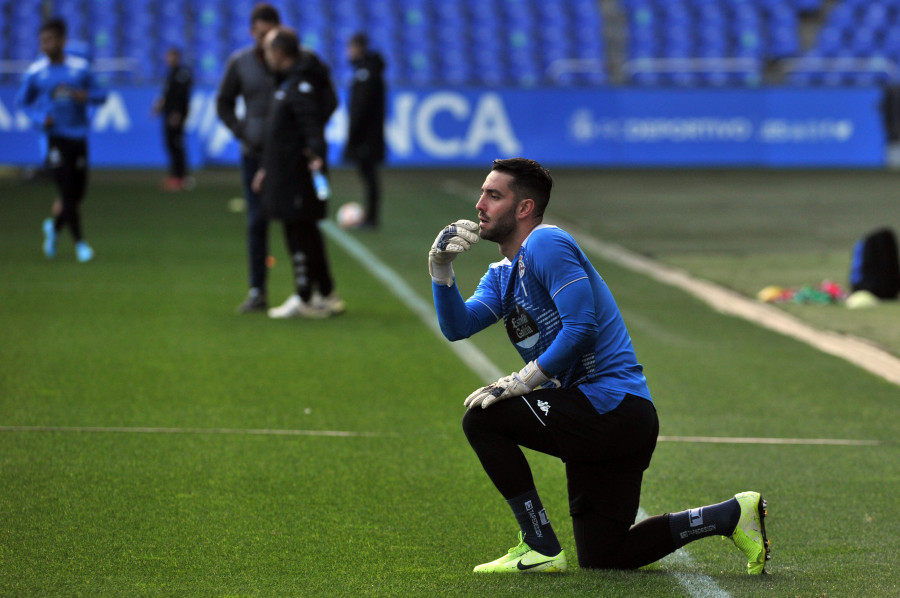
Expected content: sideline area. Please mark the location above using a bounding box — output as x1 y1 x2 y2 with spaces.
563 224 900 387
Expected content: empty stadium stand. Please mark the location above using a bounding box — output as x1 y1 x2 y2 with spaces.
0 1 897 88
0 0 608 86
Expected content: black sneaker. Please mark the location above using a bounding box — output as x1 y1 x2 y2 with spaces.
237 291 267 314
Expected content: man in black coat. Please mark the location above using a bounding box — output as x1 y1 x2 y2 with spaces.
252 27 344 319
154 47 192 191
343 32 386 229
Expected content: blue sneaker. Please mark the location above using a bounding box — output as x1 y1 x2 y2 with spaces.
75 241 94 263
42 218 56 259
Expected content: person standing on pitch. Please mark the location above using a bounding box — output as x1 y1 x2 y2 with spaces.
16 17 108 263
217 3 281 314
154 47 193 191
251 27 344 319
343 32 386 229
429 158 770 574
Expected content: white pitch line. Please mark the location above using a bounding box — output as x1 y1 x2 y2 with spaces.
0 426 378 438
322 220 730 598
659 435 881 446
636 508 732 598
0 426 879 447
321 221 504 382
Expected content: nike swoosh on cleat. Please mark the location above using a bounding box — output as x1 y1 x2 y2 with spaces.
516 560 545 570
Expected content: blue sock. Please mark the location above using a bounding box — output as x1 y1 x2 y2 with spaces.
668 497 741 548
507 489 562 557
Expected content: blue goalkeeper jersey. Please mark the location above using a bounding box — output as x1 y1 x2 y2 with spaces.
434 224 651 414
15 54 107 141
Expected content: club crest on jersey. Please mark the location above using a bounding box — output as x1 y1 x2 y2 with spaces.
518 254 526 279
506 304 539 349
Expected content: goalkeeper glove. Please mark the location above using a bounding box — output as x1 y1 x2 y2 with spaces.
428 220 480 286
464 361 558 410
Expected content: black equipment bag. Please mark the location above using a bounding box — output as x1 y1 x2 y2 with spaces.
849 227 900 299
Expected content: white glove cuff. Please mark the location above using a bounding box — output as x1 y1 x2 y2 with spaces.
429 260 455 286
516 360 550 390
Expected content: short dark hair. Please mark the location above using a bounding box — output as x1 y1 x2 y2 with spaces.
40 17 67 38
491 158 553 218
269 27 300 59
349 32 369 50
251 3 281 25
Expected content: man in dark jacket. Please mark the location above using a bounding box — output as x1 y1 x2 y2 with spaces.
343 33 386 229
252 27 345 319
154 47 192 191
216 3 281 314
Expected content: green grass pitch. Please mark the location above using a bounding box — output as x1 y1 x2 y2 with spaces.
1 168 899 597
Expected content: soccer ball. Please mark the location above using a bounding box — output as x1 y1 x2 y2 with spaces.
336 202 365 230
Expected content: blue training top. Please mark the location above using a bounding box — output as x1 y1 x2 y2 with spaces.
434 224 652 414
15 54 107 141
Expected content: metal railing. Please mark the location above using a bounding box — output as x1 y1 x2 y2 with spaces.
546 58 608 82
778 56 900 83
0 57 140 76
622 57 761 78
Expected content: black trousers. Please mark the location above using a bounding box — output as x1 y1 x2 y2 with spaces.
47 136 88 242
282 218 334 301
463 390 664 569
355 158 381 226
164 122 187 178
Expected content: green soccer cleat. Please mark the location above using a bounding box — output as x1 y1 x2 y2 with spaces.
730 491 771 575
473 532 567 573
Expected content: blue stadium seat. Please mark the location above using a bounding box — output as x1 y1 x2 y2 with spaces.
849 70 889 87
860 4 889 32
826 4 856 31
631 70 662 86
769 26 800 59
849 28 878 55
9 0 41 60
793 0 823 12
194 41 225 85
54 0 89 41
786 70 819 86
406 53 435 86
438 45 470 85
0 0 620 88
699 70 731 87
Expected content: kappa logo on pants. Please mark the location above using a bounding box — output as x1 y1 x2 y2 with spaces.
536 399 550 416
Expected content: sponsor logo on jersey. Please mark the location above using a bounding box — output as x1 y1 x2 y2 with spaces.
506 304 539 349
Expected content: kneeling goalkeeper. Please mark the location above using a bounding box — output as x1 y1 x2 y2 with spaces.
429 158 770 574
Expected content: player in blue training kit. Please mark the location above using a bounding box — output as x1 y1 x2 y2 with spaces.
16 17 108 262
429 158 770 574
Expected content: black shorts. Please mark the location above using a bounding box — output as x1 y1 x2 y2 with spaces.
46 136 88 203
519 390 658 521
